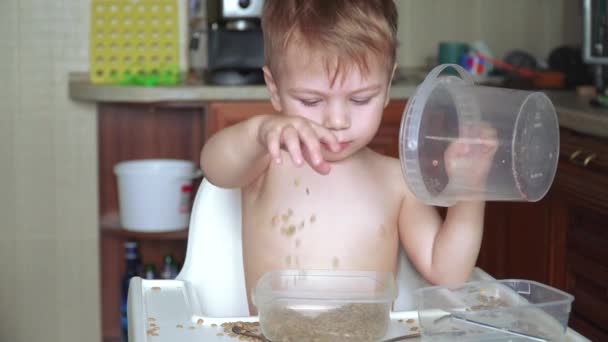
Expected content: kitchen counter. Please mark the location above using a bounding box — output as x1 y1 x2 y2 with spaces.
547 91 608 139
68 72 418 102
69 72 608 139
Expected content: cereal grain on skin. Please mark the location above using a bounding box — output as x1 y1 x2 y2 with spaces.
332 257 340 269
281 225 296 237
285 255 292 266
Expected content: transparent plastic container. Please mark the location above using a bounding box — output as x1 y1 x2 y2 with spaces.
252 270 397 342
416 279 574 341
400 64 560 206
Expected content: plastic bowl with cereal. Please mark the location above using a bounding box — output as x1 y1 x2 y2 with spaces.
252 270 397 342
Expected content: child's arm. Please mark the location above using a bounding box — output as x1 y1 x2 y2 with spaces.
200 114 340 188
399 123 497 285
200 115 271 188
398 198 485 285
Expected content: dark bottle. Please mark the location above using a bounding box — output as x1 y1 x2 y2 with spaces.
144 264 157 280
121 241 140 341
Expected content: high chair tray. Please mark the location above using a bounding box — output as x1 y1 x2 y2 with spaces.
128 278 590 342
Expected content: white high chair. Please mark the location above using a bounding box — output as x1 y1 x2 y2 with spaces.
127 178 493 341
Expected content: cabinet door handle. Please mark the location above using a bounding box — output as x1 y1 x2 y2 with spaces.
569 149 597 167
583 153 597 167
569 150 583 161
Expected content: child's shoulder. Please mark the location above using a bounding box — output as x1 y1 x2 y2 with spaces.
361 148 406 190
362 148 400 170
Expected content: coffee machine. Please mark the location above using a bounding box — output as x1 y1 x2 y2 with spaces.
206 0 265 85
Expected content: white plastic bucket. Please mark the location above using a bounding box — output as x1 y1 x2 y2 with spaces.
114 159 202 232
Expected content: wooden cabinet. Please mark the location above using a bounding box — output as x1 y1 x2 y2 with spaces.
206 100 407 158
477 128 608 341
98 103 204 341
551 129 608 341
206 101 276 138
369 101 406 157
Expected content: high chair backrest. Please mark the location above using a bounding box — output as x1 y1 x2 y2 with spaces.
177 179 430 317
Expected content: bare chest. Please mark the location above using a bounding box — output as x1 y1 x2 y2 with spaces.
243 163 402 243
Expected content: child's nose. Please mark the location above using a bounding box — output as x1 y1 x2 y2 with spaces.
322 106 351 130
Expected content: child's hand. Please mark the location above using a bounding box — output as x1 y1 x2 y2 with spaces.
444 122 498 188
258 115 341 175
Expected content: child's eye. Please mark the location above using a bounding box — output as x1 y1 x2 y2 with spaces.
300 99 322 107
351 97 371 105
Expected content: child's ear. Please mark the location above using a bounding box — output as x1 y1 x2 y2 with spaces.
263 66 283 112
385 63 398 108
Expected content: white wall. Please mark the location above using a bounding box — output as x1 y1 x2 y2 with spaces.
396 0 580 68
0 1 100 341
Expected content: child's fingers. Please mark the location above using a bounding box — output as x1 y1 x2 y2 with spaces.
302 147 331 175
265 129 282 164
311 125 340 152
282 125 304 166
298 126 324 166
480 125 498 153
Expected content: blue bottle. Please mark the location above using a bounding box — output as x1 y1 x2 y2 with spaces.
121 241 140 341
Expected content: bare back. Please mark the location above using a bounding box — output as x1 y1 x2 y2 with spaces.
242 148 406 313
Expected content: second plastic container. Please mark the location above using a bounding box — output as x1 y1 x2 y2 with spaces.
415 279 574 341
400 64 559 206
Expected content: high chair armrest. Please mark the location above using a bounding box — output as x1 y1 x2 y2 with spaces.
128 277 147 342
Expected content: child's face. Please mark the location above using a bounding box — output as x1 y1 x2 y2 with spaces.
264 44 395 162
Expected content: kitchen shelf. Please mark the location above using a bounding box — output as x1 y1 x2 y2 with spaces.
101 213 189 241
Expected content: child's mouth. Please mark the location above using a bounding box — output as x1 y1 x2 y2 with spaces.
323 141 351 152
338 142 351 151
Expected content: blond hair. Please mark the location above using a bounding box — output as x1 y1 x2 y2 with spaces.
262 0 398 80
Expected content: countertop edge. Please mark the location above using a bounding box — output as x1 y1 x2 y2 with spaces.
555 107 608 139
68 72 416 103
547 91 608 139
